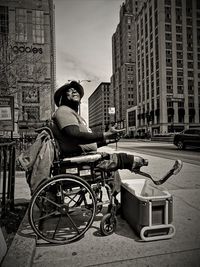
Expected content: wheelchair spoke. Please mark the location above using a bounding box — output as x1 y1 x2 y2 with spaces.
35 210 58 223
42 196 60 208
65 213 81 234
65 190 82 205
52 215 62 239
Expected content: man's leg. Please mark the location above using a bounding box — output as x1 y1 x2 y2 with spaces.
97 153 146 172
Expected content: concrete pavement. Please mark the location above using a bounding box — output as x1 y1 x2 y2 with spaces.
2 145 200 267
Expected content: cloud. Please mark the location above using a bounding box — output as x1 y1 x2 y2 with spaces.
55 0 123 121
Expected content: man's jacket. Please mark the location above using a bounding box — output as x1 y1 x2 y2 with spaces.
18 130 55 194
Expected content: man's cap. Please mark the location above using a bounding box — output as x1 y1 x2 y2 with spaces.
54 81 84 107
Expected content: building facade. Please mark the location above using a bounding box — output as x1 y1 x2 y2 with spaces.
133 0 200 136
0 0 55 137
111 0 145 130
88 82 111 132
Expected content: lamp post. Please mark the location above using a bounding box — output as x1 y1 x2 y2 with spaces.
13 101 20 139
68 79 91 115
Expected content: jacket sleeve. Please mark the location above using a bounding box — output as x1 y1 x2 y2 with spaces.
61 125 105 145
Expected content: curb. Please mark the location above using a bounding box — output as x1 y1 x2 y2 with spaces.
0 227 7 263
1 210 37 267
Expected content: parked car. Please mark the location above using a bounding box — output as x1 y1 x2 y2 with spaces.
173 128 200 150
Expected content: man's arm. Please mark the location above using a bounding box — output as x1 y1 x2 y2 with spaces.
62 125 104 144
61 125 120 145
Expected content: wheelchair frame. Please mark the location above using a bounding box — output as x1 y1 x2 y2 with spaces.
28 127 118 244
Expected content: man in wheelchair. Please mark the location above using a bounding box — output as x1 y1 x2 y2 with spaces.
52 80 146 176
21 81 181 244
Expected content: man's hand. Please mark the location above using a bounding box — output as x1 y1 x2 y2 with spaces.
103 127 125 140
106 138 119 145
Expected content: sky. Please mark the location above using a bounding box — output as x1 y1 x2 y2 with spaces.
54 0 124 121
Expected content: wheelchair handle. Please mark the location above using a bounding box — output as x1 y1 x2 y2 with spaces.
35 127 54 139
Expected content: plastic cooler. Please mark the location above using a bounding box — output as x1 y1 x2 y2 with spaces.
121 179 175 241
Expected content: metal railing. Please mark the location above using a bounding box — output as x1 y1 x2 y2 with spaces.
0 142 16 217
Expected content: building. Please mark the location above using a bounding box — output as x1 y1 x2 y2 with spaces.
133 0 200 136
110 0 145 130
0 0 55 137
88 82 111 132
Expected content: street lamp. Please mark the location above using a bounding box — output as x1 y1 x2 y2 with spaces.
68 79 91 84
67 79 91 115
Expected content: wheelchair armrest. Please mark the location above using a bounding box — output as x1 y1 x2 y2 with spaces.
62 153 102 164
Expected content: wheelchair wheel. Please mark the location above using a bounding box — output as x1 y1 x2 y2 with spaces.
29 174 96 244
100 213 117 236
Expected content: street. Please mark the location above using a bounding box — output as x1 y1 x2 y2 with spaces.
3 144 200 267
112 140 200 166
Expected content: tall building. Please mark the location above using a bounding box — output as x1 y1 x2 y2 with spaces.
111 0 145 130
0 0 55 137
133 0 200 136
88 82 111 132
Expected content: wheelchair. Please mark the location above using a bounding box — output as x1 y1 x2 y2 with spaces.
28 127 119 244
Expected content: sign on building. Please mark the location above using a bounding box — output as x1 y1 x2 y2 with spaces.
0 96 14 131
108 107 115 115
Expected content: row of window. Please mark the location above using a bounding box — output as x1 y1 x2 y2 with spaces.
15 9 44 44
0 8 45 44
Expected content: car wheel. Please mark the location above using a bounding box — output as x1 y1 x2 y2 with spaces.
177 140 185 150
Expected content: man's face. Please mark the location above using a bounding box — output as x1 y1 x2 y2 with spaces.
65 87 81 103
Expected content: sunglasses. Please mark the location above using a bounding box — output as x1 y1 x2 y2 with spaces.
66 88 79 94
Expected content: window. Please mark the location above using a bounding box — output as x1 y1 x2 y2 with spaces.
188 96 194 107
176 26 182 33
165 6 171 22
177 51 183 59
165 24 171 32
167 85 173 93
166 42 172 49
187 61 193 68
0 6 8 35
23 106 39 121
166 58 172 66
177 59 183 67
178 85 183 94
22 86 39 103
128 110 136 127
32 10 44 44
16 9 27 42
165 33 172 41
188 71 193 77
176 0 182 7
176 34 182 42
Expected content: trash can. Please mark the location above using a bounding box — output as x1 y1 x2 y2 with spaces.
121 179 175 241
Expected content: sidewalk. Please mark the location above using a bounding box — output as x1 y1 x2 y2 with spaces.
2 147 200 267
